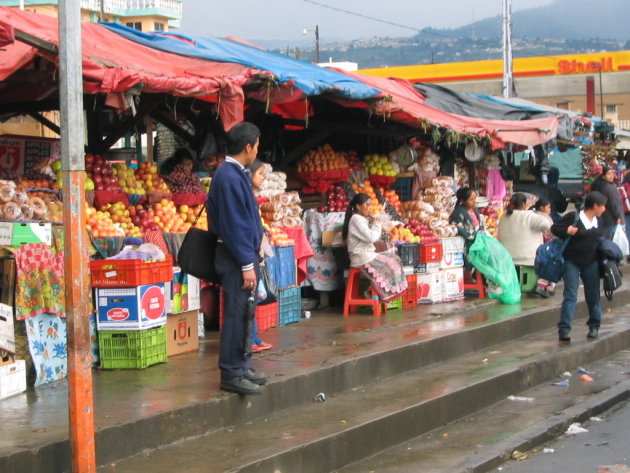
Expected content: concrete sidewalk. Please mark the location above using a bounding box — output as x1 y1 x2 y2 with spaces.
2 281 630 473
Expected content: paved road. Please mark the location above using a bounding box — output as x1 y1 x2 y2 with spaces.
495 399 630 473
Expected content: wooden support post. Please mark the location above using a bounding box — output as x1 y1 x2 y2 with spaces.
59 1 96 472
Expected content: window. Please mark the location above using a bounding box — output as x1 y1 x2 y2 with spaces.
126 22 143 31
606 104 617 113
154 22 165 31
555 101 570 110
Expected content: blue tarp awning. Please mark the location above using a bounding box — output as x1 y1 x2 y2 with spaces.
101 23 380 101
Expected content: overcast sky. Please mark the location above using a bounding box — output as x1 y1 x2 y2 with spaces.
180 0 555 42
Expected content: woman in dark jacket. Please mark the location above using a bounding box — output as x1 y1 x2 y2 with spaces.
551 191 606 341
590 166 623 238
449 187 483 270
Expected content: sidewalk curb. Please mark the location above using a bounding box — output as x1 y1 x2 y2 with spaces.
461 379 630 473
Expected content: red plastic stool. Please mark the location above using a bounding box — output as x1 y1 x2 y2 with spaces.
463 269 486 299
343 267 387 316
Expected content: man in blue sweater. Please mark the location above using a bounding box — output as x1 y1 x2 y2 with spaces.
208 122 265 395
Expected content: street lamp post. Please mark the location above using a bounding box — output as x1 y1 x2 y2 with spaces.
303 25 320 63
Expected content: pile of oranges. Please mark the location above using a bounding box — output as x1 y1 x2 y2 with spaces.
296 144 350 173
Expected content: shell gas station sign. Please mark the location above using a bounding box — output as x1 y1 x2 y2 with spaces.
358 51 630 83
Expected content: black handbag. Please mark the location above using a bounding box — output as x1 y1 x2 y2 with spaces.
177 205 219 283
257 264 277 306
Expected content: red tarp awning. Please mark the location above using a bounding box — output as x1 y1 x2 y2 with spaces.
334 70 558 148
0 7 265 128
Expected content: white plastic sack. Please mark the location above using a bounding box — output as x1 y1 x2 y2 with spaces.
612 224 629 256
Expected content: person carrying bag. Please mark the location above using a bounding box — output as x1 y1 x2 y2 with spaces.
550 191 607 342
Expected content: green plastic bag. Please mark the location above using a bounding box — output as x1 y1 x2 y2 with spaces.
468 233 521 305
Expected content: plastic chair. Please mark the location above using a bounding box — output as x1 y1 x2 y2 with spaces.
343 267 387 316
463 269 486 299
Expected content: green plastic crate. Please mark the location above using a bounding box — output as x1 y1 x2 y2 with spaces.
385 296 403 311
98 325 167 369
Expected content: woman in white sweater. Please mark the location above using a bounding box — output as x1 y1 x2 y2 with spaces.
498 193 551 296
342 193 407 302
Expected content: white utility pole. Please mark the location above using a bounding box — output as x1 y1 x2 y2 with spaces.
502 0 514 98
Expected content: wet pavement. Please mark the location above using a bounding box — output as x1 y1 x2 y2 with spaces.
2 283 630 473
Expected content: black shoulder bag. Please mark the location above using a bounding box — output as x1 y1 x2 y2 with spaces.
177 205 219 283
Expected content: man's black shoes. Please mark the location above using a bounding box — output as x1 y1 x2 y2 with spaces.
558 330 571 341
220 376 262 395
244 368 267 385
587 328 599 339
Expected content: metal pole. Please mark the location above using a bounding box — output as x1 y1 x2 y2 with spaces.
502 0 514 98
599 63 604 120
315 25 320 63
58 1 96 472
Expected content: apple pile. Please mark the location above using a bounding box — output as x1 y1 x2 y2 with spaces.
297 144 350 173
345 150 363 171
113 163 145 195
364 154 397 177
320 184 350 212
135 162 170 194
99 202 143 238
405 218 438 242
351 180 383 215
390 225 420 244
163 163 205 194
269 227 294 246
85 205 125 237
86 154 122 192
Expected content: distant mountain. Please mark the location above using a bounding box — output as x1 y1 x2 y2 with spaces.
435 0 630 41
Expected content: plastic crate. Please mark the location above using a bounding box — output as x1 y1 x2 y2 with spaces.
418 242 443 263
265 246 296 289
218 290 279 332
256 302 279 331
390 177 413 202
90 255 173 288
397 243 420 266
98 325 167 369
278 286 301 326
403 274 418 308
385 296 403 311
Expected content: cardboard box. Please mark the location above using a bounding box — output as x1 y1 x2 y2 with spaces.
166 267 201 313
322 230 345 247
441 237 465 253
0 359 26 400
0 303 15 353
166 310 199 356
0 259 15 306
442 267 465 301
96 283 167 330
440 251 465 269
0 222 52 246
417 271 444 304
413 262 441 274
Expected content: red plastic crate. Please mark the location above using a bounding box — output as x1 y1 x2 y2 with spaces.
403 274 418 308
90 255 173 287
219 289 278 331
418 242 443 263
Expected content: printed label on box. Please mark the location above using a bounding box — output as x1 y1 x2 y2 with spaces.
96 283 166 330
417 272 443 304
413 262 440 274
440 251 465 269
441 267 465 300
0 222 12 246
0 303 15 353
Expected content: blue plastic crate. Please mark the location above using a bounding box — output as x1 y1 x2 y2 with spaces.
265 245 296 289
278 286 301 326
390 177 413 202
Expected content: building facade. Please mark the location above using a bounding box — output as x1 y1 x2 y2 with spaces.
359 51 630 130
0 0 182 31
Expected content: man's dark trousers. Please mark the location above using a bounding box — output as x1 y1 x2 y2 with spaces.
215 243 259 380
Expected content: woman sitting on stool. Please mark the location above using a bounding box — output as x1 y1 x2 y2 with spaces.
342 193 407 302
498 193 551 297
